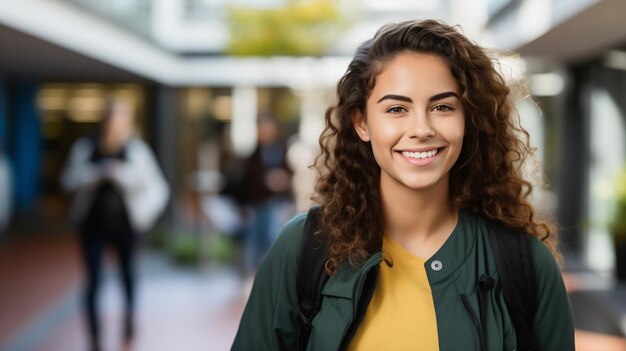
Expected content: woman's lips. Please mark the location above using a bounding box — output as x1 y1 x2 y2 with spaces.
397 147 444 165
401 148 439 159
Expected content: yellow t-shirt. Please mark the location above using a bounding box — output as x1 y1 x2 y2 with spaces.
348 235 439 351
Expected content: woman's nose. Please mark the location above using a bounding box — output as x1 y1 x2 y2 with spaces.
408 113 435 139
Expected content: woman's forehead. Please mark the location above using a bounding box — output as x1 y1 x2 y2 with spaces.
370 53 460 100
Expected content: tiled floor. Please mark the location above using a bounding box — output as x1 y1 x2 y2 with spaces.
1 232 626 351
0 233 82 348
1 232 245 351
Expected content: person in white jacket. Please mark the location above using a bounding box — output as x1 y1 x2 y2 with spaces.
61 98 169 351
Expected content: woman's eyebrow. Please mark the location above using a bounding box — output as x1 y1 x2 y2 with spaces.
376 94 412 104
429 91 459 102
376 91 460 104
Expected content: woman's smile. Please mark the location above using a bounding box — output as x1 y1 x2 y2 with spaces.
398 146 445 166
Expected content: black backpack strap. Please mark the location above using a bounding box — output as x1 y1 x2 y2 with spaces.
487 222 536 351
296 206 330 351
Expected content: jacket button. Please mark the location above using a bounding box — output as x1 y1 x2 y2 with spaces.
431 260 443 271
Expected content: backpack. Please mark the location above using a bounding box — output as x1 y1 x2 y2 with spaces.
296 206 536 351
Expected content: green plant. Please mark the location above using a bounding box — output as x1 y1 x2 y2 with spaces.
169 233 201 265
147 224 169 249
206 234 237 263
148 224 238 265
226 0 352 56
166 230 237 265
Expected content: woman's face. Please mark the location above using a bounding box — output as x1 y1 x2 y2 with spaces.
102 101 133 151
354 52 465 194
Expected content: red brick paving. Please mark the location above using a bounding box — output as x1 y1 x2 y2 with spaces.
0 233 82 346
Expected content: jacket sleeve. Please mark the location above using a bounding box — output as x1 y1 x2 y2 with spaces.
60 138 100 192
529 237 576 350
231 212 307 351
114 138 170 232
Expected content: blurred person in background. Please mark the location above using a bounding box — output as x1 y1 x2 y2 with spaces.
233 20 574 350
0 141 11 235
285 133 318 212
61 98 169 351
235 115 293 279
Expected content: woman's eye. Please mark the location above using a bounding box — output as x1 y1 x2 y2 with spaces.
386 106 407 114
432 105 454 112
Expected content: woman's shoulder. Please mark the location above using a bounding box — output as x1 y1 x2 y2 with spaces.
468 211 561 276
125 138 161 165
270 211 308 255
527 235 562 277
126 137 151 153
521 233 565 296
253 211 309 281
467 211 556 259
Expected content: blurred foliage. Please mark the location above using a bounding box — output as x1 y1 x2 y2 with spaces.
169 233 200 264
227 0 350 56
610 166 626 244
148 224 170 249
148 225 236 265
207 234 237 262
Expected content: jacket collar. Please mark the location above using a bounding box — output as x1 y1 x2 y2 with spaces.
321 209 478 297
321 252 382 299
424 209 478 284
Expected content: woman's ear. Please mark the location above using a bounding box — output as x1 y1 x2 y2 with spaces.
352 110 371 142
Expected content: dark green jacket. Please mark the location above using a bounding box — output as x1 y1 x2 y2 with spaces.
232 210 575 351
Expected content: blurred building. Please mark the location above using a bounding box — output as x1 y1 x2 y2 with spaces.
482 0 626 272
0 0 450 234
1 0 625 276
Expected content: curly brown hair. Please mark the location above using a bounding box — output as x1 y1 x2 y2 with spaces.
313 19 558 274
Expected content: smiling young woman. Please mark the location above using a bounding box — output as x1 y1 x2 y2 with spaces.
232 20 575 351
352 52 466 261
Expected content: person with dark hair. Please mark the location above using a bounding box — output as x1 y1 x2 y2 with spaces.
235 115 293 277
232 20 574 350
61 98 169 351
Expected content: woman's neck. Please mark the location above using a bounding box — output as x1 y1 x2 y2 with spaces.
380 176 458 259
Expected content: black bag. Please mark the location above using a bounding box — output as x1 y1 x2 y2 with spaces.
296 206 536 351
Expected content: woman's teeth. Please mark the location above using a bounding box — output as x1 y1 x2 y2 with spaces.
401 149 438 159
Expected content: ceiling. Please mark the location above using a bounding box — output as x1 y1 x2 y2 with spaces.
0 23 149 82
518 0 626 63
3 0 625 84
